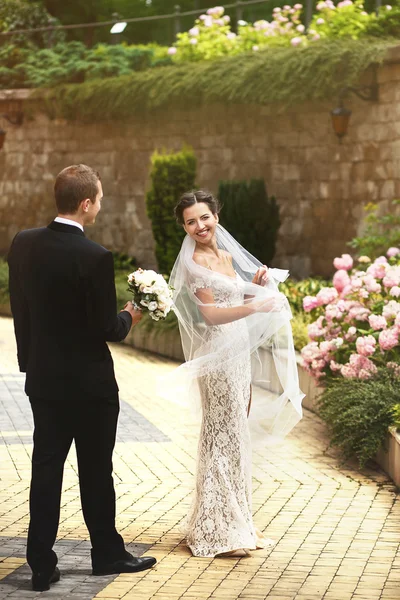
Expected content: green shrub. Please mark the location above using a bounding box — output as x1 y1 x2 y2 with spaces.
218 179 280 265
0 258 9 305
291 311 313 352
280 277 329 313
0 41 172 89
146 147 196 275
318 368 399 467
348 199 400 260
112 252 136 272
365 4 400 37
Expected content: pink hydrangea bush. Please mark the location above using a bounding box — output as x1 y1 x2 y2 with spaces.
301 249 400 382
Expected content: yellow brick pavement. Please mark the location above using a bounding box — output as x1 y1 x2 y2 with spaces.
0 316 399 600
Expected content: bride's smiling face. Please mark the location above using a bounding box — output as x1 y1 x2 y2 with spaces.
183 202 219 244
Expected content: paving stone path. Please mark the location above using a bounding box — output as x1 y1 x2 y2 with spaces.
0 316 399 600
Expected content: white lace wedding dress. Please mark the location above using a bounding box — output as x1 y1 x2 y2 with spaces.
184 272 260 557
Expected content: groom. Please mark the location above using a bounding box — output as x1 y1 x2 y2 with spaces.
7 164 156 592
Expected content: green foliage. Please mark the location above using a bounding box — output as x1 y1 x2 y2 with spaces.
393 403 400 431
146 147 196 275
310 0 374 41
0 0 64 48
348 200 400 260
112 251 136 272
0 41 171 89
291 311 313 352
318 367 399 467
365 4 400 37
36 39 393 120
280 277 329 313
114 268 131 311
0 258 9 305
218 179 280 265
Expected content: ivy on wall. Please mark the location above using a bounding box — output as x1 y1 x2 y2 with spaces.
34 38 395 122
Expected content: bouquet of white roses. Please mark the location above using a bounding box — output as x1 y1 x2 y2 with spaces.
127 268 173 321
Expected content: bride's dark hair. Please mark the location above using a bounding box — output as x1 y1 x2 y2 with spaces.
174 190 221 225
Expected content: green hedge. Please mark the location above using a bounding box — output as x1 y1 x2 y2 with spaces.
146 147 196 275
218 179 280 266
0 258 9 305
35 38 394 121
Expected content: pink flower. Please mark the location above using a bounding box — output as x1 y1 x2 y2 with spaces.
363 274 381 294
316 17 325 23
379 327 399 351
390 286 400 298
368 315 387 331
383 300 400 320
167 47 177 55
333 254 353 271
383 266 400 288
367 262 387 280
330 360 342 372
303 295 321 312
290 37 303 47
346 304 371 322
308 318 326 340
387 362 400 376
189 26 200 36
333 269 350 293
189 38 198 45
387 247 400 258
338 0 353 7
316 287 338 305
345 326 357 342
356 335 376 357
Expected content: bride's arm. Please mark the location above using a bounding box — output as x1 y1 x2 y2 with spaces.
195 287 283 326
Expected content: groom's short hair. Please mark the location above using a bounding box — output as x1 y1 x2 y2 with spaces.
55 164 101 214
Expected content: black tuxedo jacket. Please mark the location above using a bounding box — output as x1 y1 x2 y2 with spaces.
7 221 132 400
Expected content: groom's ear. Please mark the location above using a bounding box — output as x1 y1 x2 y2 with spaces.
81 198 91 213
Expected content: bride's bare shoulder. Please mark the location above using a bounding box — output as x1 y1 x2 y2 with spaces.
192 252 208 267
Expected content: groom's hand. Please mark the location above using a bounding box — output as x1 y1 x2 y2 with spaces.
122 301 143 327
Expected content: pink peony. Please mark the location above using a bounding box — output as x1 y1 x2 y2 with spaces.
316 287 338 305
303 295 321 312
387 247 400 258
345 326 357 342
390 286 400 298
333 254 353 271
333 269 350 293
363 274 381 294
379 327 399 351
367 262 387 280
383 300 400 320
383 266 400 288
368 315 387 331
356 335 376 357
330 360 342 372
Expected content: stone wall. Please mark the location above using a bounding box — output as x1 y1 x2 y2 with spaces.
1 48 400 277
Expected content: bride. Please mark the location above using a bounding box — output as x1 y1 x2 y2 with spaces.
170 189 304 558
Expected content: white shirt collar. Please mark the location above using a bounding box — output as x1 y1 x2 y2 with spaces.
54 217 84 232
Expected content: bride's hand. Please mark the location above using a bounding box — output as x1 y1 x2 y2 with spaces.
254 293 287 313
252 265 269 286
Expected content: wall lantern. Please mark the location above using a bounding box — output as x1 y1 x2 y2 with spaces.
0 111 24 150
331 72 379 142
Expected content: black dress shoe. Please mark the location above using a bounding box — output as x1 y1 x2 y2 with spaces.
92 552 156 576
32 567 60 591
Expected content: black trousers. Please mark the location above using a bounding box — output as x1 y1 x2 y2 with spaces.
27 394 125 575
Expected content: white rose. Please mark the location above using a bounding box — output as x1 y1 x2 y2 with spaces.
148 301 158 311
140 299 149 307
